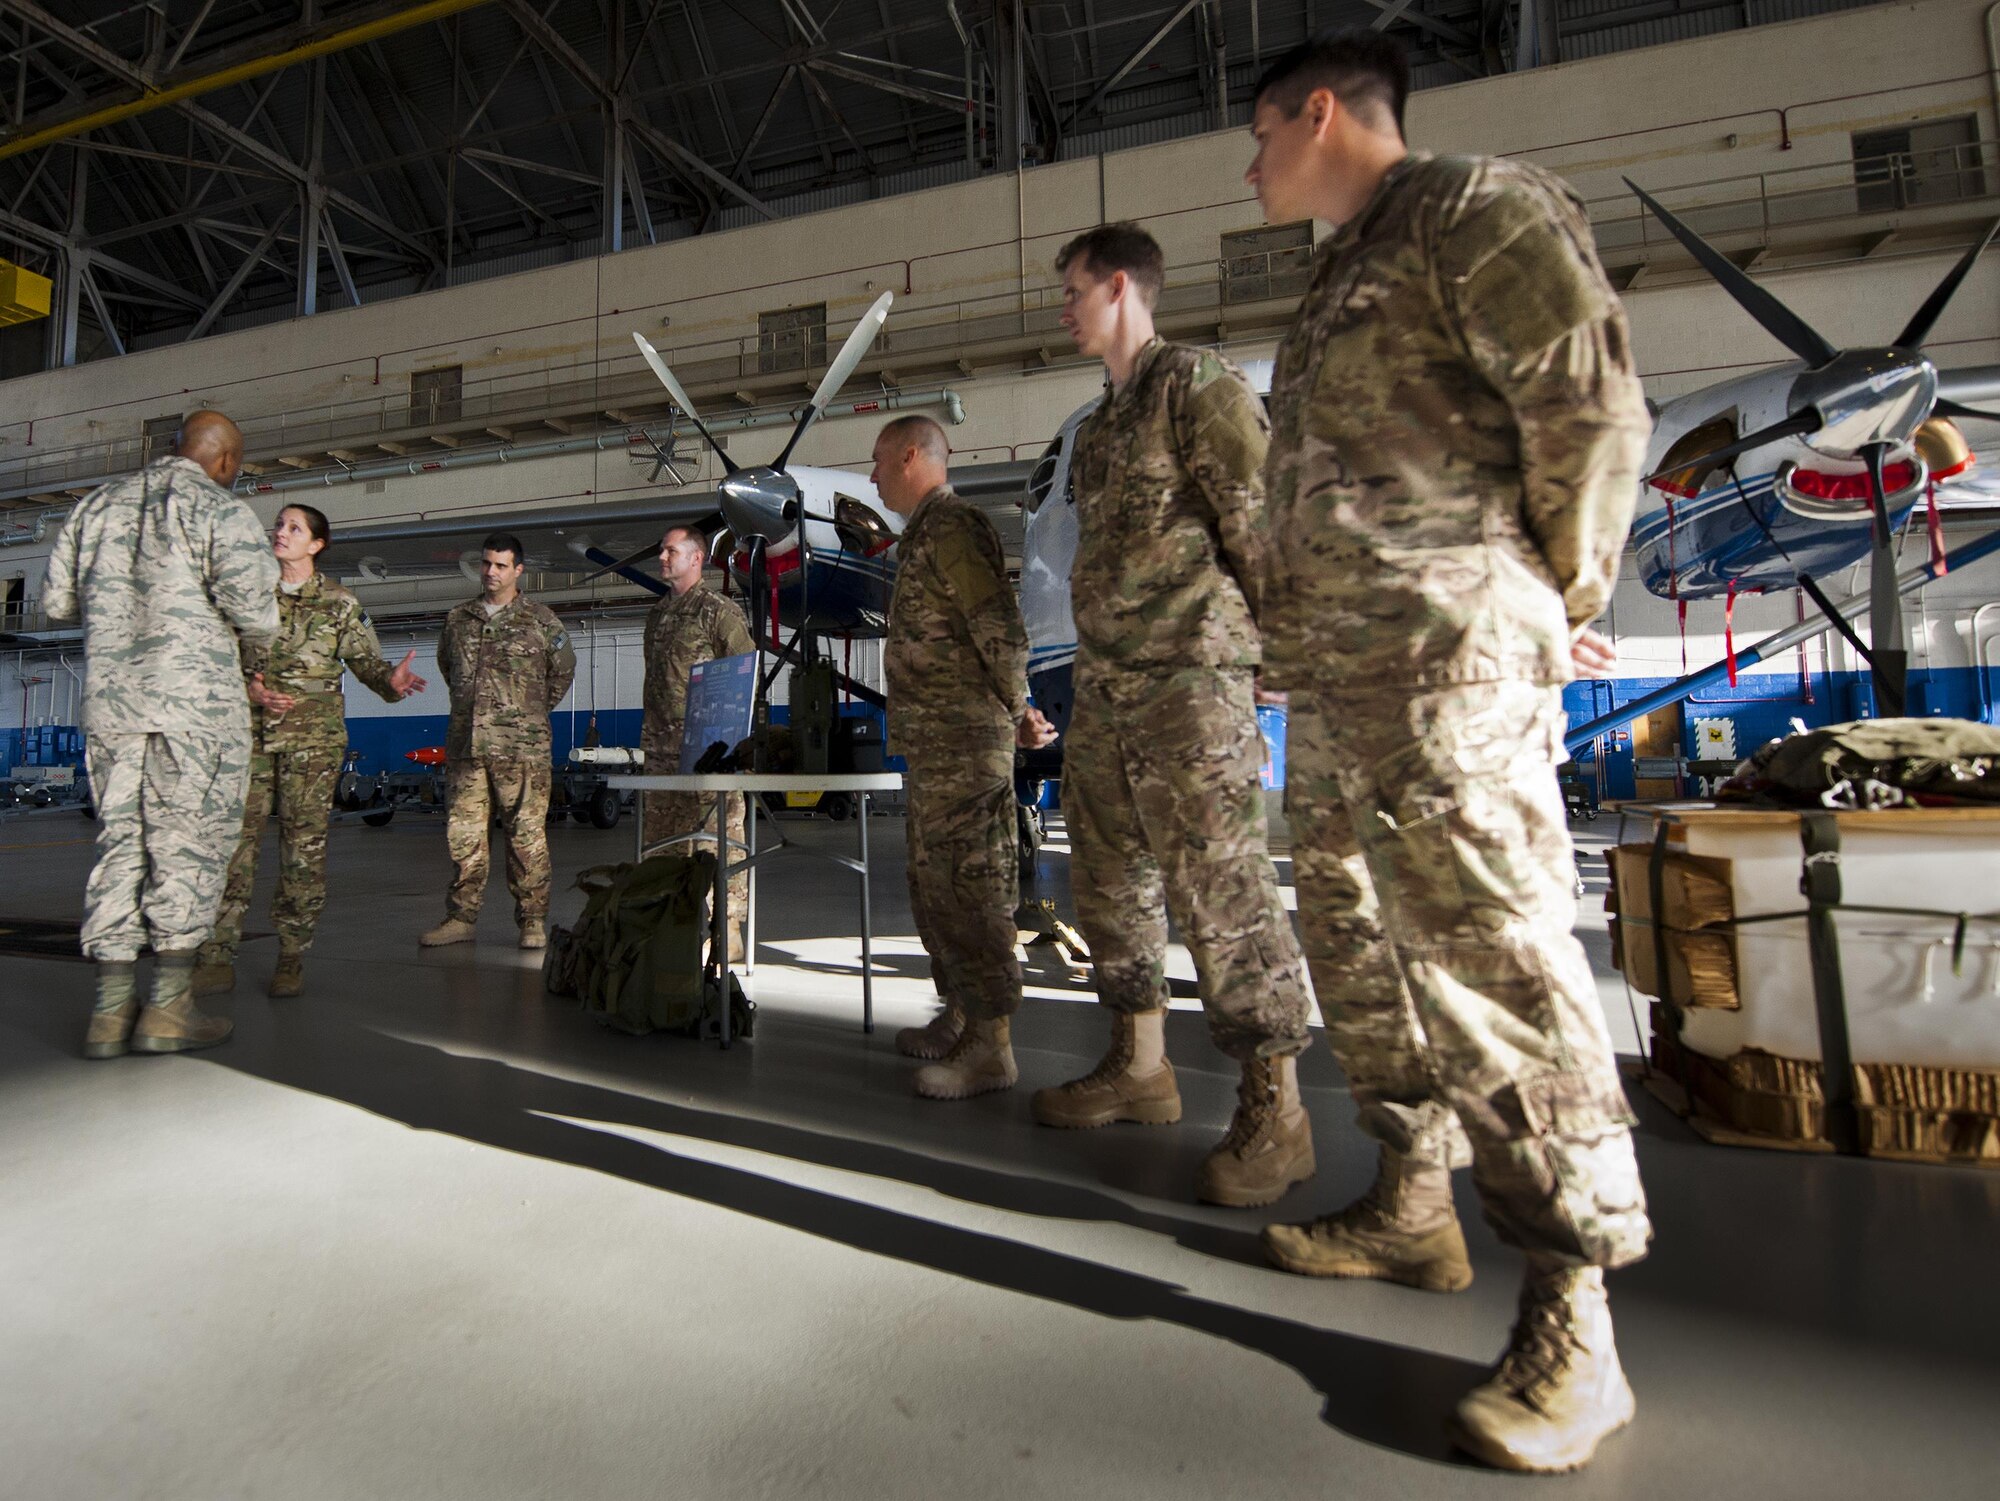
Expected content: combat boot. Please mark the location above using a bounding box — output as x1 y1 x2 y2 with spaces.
896 1002 964 1060
131 951 233 1054
1261 1148 1473 1292
726 920 746 965
420 917 478 947
82 961 140 1060
519 919 547 951
192 943 235 998
913 1017 1018 1100
1195 1054 1314 1207
1032 1009 1182 1128
1448 1265 1635 1473
268 943 305 999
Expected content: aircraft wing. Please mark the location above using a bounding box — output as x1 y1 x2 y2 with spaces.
321 491 723 580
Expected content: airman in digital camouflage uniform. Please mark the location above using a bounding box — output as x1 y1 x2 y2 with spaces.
198 503 424 999
642 525 756 959
1245 33 1653 1473
422 532 576 950
1037 222 1317 1209
874 415 1052 1100
42 411 278 1058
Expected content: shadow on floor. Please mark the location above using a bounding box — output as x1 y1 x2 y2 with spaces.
204 1006 1483 1466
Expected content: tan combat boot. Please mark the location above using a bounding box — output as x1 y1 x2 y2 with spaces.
131 951 234 1054
420 917 478 947
1261 1148 1473 1292
726 920 746 965
192 943 235 998
82 961 140 1060
913 1016 1019 1100
1032 1009 1182 1128
268 943 305 999
519 919 547 951
1195 1054 1315 1207
896 1001 964 1060
1448 1265 1635 1473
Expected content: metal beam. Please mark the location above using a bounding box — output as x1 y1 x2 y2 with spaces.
78 261 123 356
503 0 778 220
1062 0 1203 131
186 213 287 340
1352 0 1478 50
0 0 503 161
3 5 442 271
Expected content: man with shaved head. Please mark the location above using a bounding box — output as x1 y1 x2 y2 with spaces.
874 413 1050 1100
43 409 280 1058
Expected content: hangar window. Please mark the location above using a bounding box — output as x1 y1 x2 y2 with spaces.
1220 221 1314 305
140 412 181 464
1854 116 1984 211
759 303 827 375
1 575 21 623
410 365 463 427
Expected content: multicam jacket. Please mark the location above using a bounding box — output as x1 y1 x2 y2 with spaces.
41 455 279 737
437 595 577 760
1067 337 1269 680
244 572 404 754
884 485 1028 758
641 579 756 755
1261 152 1651 690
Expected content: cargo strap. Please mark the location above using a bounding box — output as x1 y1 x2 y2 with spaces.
1646 822 1683 1041
1799 812 1861 1155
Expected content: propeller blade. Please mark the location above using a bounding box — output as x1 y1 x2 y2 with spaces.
1934 398 2000 423
1895 219 2000 350
771 290 893 472
1863 442 1909 716
1643 408 1822 488
632 331 740 476
572 539 661 589
1624 178 1839 367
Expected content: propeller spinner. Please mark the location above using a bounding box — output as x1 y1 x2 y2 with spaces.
1625 178 2000 715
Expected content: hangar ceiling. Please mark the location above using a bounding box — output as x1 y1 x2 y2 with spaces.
0 0 1882 366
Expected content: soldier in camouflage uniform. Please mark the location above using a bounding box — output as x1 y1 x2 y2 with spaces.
642 526 756 959
197 504 425 999
42 411 278 1058
421 533 577 950
1037 223 1317 1209
873 415 1051 1100
1245 34 1652 1473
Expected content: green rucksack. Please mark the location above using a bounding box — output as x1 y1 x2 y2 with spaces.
544 854 754 1038
1721 718 2000 809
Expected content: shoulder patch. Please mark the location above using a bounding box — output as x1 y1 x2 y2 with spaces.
1189 351 1229 390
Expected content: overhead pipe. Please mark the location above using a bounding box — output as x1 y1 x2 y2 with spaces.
235 388 967 498
1565 527 2000 753
0 0 502 162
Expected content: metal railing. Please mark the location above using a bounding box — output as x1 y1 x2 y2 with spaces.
6 143 1999 506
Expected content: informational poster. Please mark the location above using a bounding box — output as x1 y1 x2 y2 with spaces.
679 651 758 773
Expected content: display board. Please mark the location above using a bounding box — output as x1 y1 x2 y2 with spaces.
679 651 758 772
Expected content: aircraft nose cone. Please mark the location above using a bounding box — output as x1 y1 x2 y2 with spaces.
719 470 797 543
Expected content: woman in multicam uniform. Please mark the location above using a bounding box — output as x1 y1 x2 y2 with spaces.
195 503 425 998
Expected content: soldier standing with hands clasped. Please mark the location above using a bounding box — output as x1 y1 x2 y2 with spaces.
1245 32 1652 1473
422 533 576 951
197 503 426 999
1038 223 1318 1209
874 414 1052 1100
42 411 278 1058
642 526 756 961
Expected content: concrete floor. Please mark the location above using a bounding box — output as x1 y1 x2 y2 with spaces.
1 798 1996 1500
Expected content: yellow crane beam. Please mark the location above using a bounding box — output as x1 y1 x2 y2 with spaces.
0 0 502 163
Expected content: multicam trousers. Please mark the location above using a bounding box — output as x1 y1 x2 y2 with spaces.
207 748 340 958
445 755 554 925
1287 680 1651 1269
1064 664 1311 1061
82 728 250 960
905 743 1021 1023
